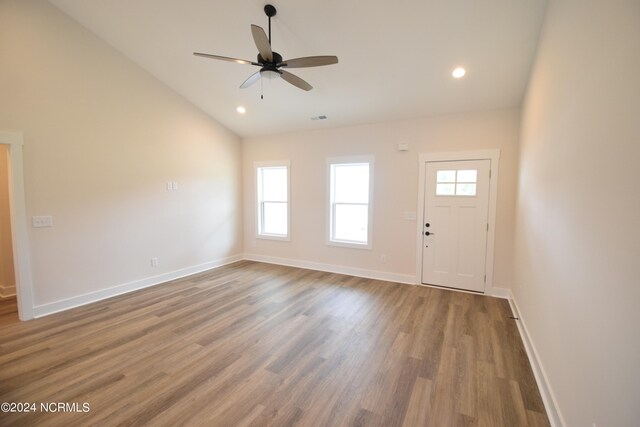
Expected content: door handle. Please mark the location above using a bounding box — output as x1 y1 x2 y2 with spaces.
424 231 434 236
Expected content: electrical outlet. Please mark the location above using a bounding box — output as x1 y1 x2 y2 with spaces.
380 254 387 263
172 181 178 190
32 216 53 228
151 257 159 267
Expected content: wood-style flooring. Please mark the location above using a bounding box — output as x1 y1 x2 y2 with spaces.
0 261 549 426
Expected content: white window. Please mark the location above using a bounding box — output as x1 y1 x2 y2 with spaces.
256 161 290 240
436 169 478 196
327 156 373 249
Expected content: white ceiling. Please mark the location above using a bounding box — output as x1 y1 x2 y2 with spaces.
48 0 548 138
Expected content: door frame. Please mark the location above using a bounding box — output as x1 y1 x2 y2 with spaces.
415 150 500 295
0 131 35 320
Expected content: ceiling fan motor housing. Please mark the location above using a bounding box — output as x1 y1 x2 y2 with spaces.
258 51 283 66
259 51 283 79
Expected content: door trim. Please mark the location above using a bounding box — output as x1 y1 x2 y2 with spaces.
415 150 500 294
0 131 35 320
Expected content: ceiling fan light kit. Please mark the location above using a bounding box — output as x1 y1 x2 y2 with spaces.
194 4 338 94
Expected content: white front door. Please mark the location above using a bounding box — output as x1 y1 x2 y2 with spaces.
421 159 491 292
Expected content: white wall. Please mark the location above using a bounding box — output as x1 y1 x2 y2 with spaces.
243 109 520 290
0 0 243 312
513 0 640 426
0 145 16 297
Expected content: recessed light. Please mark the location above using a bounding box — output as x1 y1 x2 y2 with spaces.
236 106 246 114
452 67 466 78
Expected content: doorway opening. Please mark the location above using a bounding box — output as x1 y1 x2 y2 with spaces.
0 131 34 320
0 144 18 323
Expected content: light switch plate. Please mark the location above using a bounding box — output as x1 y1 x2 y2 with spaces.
403 211 417 221
32 216 53 228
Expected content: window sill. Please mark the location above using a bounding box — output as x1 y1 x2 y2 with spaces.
327 240 372 250
256 234 290 242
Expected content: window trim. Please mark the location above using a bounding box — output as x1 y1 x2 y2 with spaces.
255 160 290 241
326 155 374 250
435 169 478 197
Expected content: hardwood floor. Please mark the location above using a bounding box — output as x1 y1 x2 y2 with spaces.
0 261 549 426
0 297 18 327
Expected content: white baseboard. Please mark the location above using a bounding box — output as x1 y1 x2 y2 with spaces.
32 255 243 318
29 252 509 318
488 286 510 299
243 253 417 285
0 284 16 298
508 291 564 427
244 254 513 301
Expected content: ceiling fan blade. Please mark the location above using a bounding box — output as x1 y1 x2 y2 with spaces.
280 70 313 91
194 52 260 66
251 25 273 62
280 56 339 68
240 71 261 89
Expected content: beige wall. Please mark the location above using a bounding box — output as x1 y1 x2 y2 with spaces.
243 108 520 290
0 145 15 296
513 0 640 425
0 0 242 307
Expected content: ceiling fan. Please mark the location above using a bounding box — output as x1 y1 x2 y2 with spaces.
194 4 338 92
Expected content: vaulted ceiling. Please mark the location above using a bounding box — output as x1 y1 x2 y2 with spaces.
49 0 548 137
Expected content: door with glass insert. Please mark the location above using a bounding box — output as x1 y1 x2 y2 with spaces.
421 159 491 292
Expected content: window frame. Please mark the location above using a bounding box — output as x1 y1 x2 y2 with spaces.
435 168 478 197
326 156 374 250
255 160 291 241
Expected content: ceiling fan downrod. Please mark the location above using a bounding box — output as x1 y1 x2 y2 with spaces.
264 4 276 45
